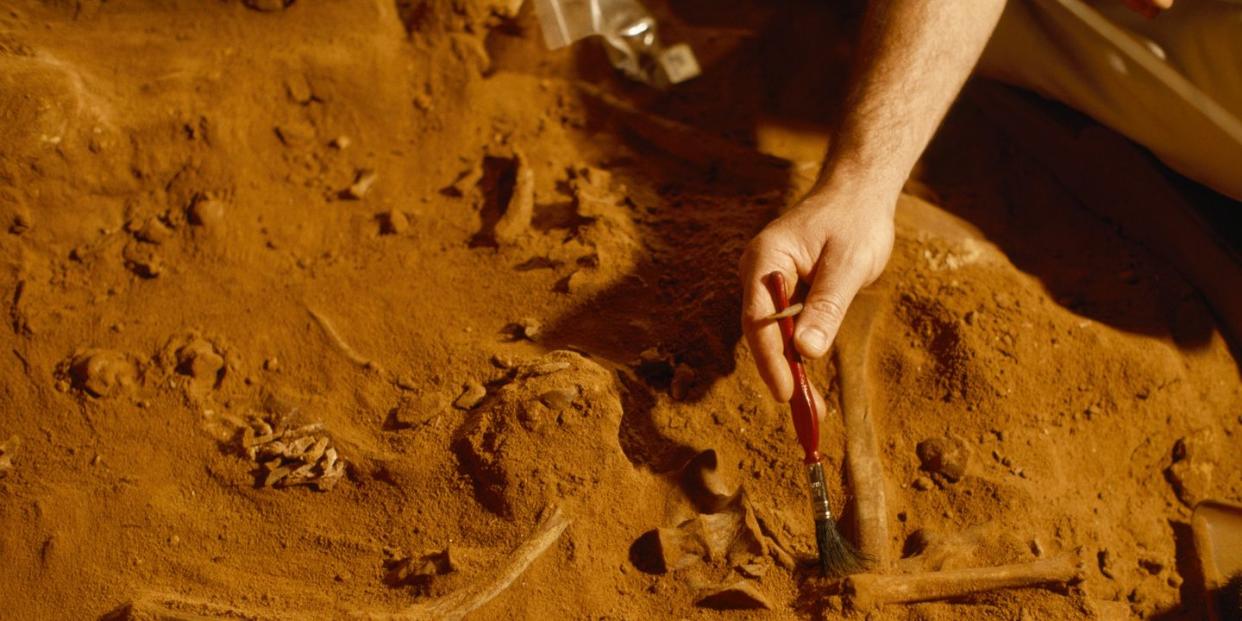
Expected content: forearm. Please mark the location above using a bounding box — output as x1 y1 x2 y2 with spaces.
814 0 1007 203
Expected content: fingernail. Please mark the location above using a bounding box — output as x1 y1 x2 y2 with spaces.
798 328 828 357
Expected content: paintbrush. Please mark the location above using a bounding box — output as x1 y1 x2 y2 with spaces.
763 271 867 577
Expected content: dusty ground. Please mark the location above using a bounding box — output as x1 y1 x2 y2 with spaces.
0 1 1238 619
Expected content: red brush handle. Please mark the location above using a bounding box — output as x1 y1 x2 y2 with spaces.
764 272 821 464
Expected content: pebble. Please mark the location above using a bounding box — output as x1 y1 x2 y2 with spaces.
515 317 542 340
176 340 224 387
189 197 226 227
539 388 577 410
68 349 137 398
345 169 378 200
1098 549 1116 579
453 380 486 410
122 242 163 278
916 436 969 482
380 210 408 235
134 218 172 244
285 74 313 104
0 435 18 476
912 476 934 491
1166 435 1215 506
275 120 316 147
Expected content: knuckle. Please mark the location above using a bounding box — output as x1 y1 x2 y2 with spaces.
803 296 847 326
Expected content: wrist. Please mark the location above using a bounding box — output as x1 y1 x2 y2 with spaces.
802 158 904 219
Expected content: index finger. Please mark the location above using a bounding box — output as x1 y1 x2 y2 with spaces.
740 254 798 402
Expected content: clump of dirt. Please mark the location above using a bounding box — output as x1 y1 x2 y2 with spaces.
0 1 1237 620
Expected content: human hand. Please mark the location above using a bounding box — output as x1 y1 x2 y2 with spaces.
740 179 896 404
1121 0 1173 18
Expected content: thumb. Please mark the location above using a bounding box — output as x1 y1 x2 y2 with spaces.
794 255 865 359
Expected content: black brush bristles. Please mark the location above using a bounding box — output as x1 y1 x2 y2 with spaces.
814 518 868 577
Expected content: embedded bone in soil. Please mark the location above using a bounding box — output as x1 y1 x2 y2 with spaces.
110 593 290 621
363 506 570 621
309 308 382 371
834 290 889 567
844 555 1083 609
646 490 772 573
695 579 772 610
242 418 344 491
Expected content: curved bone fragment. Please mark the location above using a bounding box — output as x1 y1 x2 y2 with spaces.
834 290 889 568
844 555 1083 609
363 506 570 621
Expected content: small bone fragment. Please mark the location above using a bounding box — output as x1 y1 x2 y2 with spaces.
655 526 706 571
752 510 797 570
363 506 570 621
834 290 889 567
696 579 773 610
844 556 1082 609
309 308 382 371
493 152 534 244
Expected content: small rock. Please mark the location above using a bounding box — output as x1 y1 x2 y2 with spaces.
695 580 772 610
275 120 316 147
912 476 934 491
345 169 378 200
1098 549 1116 579
134 218 172 244
1029 539 1044 557
385 545 463 586
736 562 766 579
122 242 163 278
284 74 313 104
916 436 969 482
176 340 225 388
540 388 577 410
189 197 226 227
493 153 534 244
330 135 351 150
68 349 138 398
0 435 19 477
560 269 590 294
379 210 408 235
1138 556 1164 575
1166 434 1216 506
514 317 539 342
453 380 486 410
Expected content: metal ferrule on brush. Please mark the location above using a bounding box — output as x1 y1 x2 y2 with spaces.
806 461 832 521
